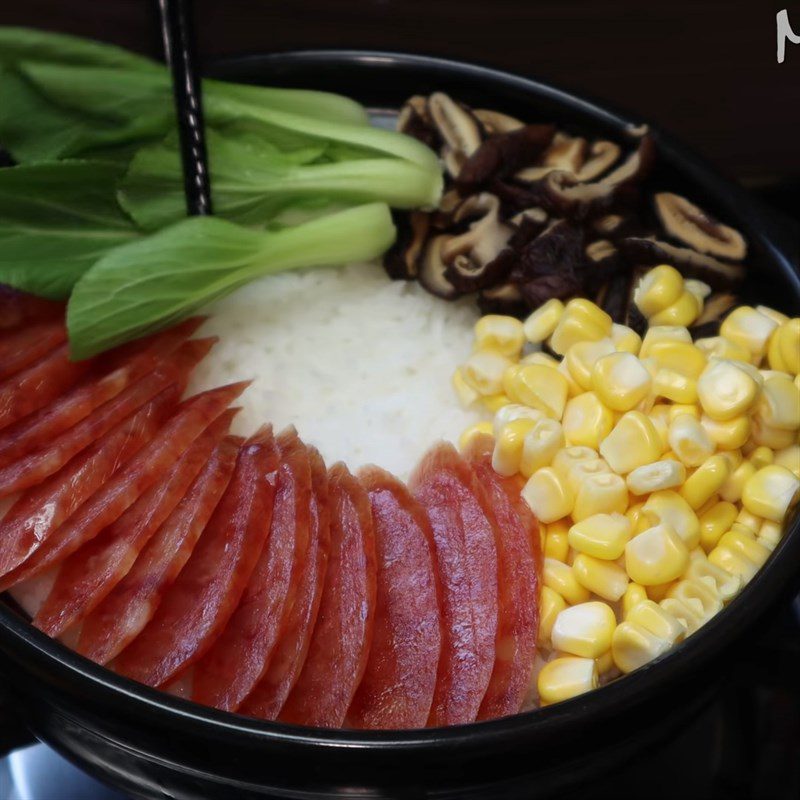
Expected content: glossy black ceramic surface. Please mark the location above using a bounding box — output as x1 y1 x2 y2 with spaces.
0 52 798 800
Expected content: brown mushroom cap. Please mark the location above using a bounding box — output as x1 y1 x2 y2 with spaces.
428 92 483 158
600 135 656 186
575 141 622 182
654 192 747 261
473 108 525 135
418 234 462 299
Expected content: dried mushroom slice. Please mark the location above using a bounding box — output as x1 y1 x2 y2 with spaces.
383 211 431 280
418 235 462 299
397 95 439 149
516 134 587 182
654 193 747 261
620 237 745 288
575 141 622 182
473 108 525 135
478 282 528 316
427 92 483 158
600 135 656 186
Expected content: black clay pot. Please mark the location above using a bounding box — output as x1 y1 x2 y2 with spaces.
0 52 798 800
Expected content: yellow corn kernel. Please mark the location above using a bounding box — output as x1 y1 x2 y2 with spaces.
640 326 692 359
698 359 761 420
544 557 591 605
568 512 632 560
650 290 701 327
647 341 707 379
493 404 544 436
611 621 671 674
520 351 559 367
708 543 758 582
622 583 648 618
749 446 774 471
458 422 494 452
551 601 617 658
625 524 690 585
668 404 701 423
668 414 714 467
549 299 612 355
778 319 800 374
573 555 630 601
719 528 772 570
565 338 617 391
735 507 762 533
573 472 628 522
721 306 780 362
684 279 712 303
628 598 687 644
523 468 574 523
552 446 599 477
750 415 796 450
685 556 741 601
774 445 800 479
695 336 752 363
680 455 731 510
492 418 537 477
520 418 565 477
719 459 756 504
544 520 571 562
610 323 642 355
452 368 480 408
474 315 525 358
562 392 614 449
564 458 611 495
462 350 513 396
699 501 738 551
668 578 722 622
538 585 568 646
642 490 701 548
700 414 751 450
626 502 653 535
595 650 616 677
646 404 670 451
696 496 720 519
659 597 705 635
654 368 698 404
523 298 564 344
633 265 684 317
742 465 800 522
767 327 789 372
538 656 598 705
626 460 686 496
718 449 743 470
757 375 800 431
757 305 790 326
758 520 783 550
503 364 568 419
481 393 512 413
591 352 652 412
600 411 664 475
646 581 677 602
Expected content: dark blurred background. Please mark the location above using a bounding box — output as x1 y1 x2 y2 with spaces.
1 0 799 199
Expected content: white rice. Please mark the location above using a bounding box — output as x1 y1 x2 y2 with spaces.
186 261 481 481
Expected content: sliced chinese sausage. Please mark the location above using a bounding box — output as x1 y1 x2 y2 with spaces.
464 435 540 719
33 409 238 637
113 427 277 687
0 338 215 496
0 381 248 592
77 434 241 665
348 466 442 730
193 428 308 712
0 321 66 381
0 389 176 581
409 442 499 727
280 463 377 728
0 290 62 330
0 320 207 472
241 445 330 720
0 344 92 432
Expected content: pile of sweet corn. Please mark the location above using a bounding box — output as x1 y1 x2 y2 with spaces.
452 264 800 706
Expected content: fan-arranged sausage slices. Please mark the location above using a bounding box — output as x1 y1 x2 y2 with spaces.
0 303 541 728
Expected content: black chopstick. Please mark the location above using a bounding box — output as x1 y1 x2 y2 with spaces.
157 0 213 216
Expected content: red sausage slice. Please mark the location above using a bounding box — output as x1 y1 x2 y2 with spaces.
409 442 499 727
280 463 377 728
77 434 241 665
0 381 247 591
0 321 66 381
464 435 540 720
241 445 330 719
0 344 91 432
348 466 442 730
0 289 62 330
33 410 238 637
192 428 307 711
113 428 277 687
0 389 175 581
0 321 207 472
0 338 215 497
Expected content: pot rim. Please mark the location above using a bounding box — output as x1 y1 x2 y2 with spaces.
1 48 798 755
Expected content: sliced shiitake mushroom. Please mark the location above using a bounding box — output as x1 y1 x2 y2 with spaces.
600 135 656 186
654 192 747 261
473 108 525 134
456 124 557 193
428 92 483 158
477 282 528 316
516 134 587 182
383 211 431 280
528 171 633 220
620 237 745 288
691 292 738 334
575 141 622 181
396 95 439 149
418 235 462 300
598 269 635 323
